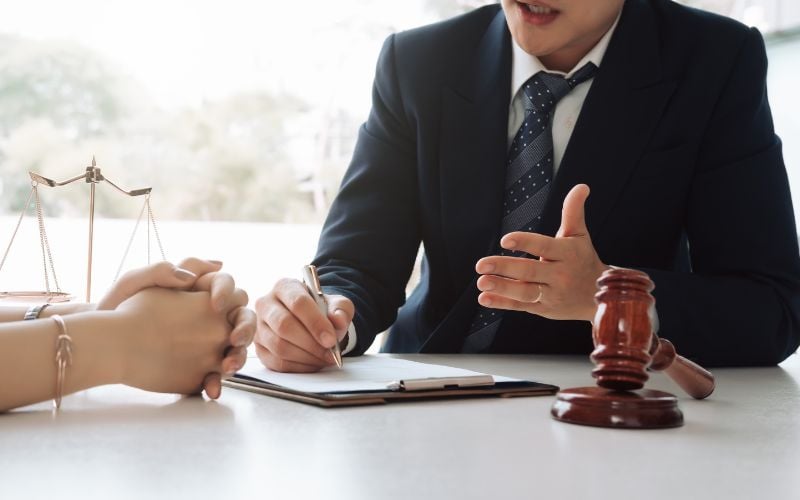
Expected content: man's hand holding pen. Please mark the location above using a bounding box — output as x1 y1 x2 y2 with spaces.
302 265 343 368
254 268 353 373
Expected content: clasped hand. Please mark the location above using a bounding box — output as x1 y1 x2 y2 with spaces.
98 258 256 398
476 184 609 322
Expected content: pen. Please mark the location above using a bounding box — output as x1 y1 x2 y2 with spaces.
302 264 343 368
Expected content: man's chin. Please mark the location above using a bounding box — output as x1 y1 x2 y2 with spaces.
515 39 560 58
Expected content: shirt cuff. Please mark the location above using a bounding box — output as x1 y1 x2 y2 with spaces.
341 322 358 355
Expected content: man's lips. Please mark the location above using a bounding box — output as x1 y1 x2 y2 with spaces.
516 1 561 26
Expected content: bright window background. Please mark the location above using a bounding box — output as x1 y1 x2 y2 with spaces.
0 1 798 353
0 0 487 305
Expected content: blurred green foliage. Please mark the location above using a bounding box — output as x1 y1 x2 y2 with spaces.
0 2 497 223
0 35 327 222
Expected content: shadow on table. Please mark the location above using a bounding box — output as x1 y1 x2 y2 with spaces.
0 393 235 430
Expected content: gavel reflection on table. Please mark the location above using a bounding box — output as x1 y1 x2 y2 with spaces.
551 268 715 429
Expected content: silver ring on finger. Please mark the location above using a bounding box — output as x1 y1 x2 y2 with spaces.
533 284 544 304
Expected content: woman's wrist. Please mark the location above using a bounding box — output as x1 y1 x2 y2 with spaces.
103 310 135 386
40 302 97 319
66 310 130 386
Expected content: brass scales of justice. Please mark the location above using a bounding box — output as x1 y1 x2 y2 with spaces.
0 157 166 303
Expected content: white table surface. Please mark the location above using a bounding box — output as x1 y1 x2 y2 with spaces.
2 353 799 500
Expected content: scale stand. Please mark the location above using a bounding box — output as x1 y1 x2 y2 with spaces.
0 156 167 303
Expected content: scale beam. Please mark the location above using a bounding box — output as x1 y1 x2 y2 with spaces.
1 156 165 303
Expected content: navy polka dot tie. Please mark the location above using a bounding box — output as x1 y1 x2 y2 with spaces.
462 62 598 353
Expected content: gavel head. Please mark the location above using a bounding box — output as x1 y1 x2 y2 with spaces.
590 268 656 391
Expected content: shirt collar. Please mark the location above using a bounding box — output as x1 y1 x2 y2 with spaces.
509 11 621 104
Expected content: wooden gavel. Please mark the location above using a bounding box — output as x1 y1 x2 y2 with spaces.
552 268 715 429
590 268 715 399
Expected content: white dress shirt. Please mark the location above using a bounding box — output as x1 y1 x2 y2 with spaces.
507 14 620 173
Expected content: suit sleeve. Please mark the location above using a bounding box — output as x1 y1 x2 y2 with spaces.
645 28 800 366
312 35 422 355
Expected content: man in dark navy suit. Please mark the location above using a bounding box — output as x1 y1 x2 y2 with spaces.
254 0 800 371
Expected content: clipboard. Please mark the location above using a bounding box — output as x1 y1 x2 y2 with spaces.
223 356 559 408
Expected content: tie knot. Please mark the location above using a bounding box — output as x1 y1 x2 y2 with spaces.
521 62 597 116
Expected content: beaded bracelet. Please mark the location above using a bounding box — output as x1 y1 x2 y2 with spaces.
50 315 73 410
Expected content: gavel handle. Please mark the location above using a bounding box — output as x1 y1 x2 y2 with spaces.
649 338 715 399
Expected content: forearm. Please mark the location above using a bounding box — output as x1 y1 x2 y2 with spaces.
0 302 95 323
0 311 125 412
644 268 800 367
653 29 800 366
312 33 422 352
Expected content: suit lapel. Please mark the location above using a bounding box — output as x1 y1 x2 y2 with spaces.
537 0 677 238
422 10 511 352
439 10 512 292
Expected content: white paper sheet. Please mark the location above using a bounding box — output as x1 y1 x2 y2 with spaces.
236 355 520 394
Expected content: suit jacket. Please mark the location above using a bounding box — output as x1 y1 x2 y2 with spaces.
313 0 800 366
